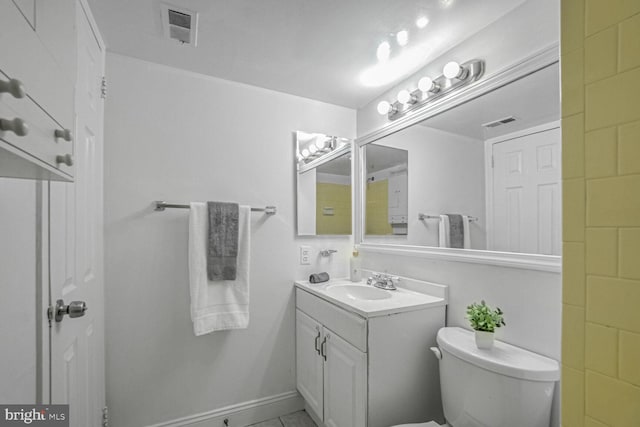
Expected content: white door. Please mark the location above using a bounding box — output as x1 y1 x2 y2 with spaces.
323 329 367 427
296 310 324 419
491 126 561 255
49 2 105 426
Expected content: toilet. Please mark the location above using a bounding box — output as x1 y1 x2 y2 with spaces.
392 327 560 427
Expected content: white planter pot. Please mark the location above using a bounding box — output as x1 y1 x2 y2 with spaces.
475 331 495 349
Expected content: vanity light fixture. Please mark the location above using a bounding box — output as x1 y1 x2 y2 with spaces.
397 89 418 105
301 148 310 158
443 61 469 80
376 59 484 120
396 30 409 47
417 76 439 93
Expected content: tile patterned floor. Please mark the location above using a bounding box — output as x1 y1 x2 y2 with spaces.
248 410 317 427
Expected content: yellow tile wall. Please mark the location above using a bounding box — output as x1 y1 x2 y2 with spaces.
365 180 393 235
562 1 640 425
315 182 352 235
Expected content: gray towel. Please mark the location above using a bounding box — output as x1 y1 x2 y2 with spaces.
309 272 330 284
207 202 239 281
446 214 464 249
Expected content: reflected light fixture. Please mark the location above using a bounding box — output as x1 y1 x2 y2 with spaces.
396 30 409 47
376 59 484 119
443 61 469 80
416 16 429 29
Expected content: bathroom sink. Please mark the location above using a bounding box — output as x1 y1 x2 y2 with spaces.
325 284 392 301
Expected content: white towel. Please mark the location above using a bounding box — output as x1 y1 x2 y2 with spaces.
188 202 250 335
438 214 450 248
462 215 471 249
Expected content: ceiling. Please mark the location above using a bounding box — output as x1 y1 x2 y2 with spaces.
88 0 526 108
422 62 560 140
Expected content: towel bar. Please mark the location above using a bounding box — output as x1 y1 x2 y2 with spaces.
154 201 276 215
418 213 478 222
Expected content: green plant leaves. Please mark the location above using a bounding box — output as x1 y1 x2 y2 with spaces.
466 300 506 332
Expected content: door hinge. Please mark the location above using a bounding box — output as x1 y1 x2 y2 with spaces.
102 406 109 427
100 76 107 99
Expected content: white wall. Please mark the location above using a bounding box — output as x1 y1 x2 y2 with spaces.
104 53 356 427
357 0 560 136
365 125 486 249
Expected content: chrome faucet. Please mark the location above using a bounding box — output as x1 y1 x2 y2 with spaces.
366 273 399 290
319 249 338 257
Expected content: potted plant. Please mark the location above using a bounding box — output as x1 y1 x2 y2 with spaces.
466 300 506 349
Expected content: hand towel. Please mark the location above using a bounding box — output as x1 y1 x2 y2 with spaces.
189 202 250 335
462 215 472 249
309 272 330 283
447 214 464 249
438 215 450 248
207 201 239 281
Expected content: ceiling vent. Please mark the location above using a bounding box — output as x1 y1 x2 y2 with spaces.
161 3 198 46
482 116 517 128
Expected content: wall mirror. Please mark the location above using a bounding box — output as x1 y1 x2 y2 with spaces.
296 131 352 236
357 60 561 267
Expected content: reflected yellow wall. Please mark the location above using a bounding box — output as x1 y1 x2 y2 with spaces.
316 183 351 235
561 1 640 425
365 180 393 235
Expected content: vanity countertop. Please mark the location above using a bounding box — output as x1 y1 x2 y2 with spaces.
294 276 447 318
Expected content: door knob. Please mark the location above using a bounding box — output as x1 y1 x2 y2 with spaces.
54 128 73 141
50 299 88 322
0 78 26 99
0 117 28 136
56 153 73 166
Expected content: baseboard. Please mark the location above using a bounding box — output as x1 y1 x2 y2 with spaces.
146 391 304 427
303 403 323 427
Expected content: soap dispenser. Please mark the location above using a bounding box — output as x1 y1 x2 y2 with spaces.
350 248 361 282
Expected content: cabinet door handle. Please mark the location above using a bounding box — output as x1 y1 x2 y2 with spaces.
0 78 26 99
314 330 321 355
54 129 73 142
0 117 28 136
320 335 328 361
56 154 73 167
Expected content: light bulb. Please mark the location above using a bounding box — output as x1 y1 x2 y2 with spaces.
396 30 408 47
418 76 435 92
416 16 429 29
376 41 391 62
315 138 326 150
397 89 412 104
309 145 318 154
443 61 467 79
301 148 310 158
377 100 391 115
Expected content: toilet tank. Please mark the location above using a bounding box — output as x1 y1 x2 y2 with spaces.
436 327 559 427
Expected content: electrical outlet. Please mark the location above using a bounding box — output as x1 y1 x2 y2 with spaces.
300 246 311 265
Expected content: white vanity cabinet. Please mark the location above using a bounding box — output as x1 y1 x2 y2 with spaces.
0 0 77 181
295 282 447 427
296 309 367 427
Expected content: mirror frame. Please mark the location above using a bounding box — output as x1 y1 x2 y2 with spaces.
353 44 561 272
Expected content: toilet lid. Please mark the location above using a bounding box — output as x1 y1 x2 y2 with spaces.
437 327 559 381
